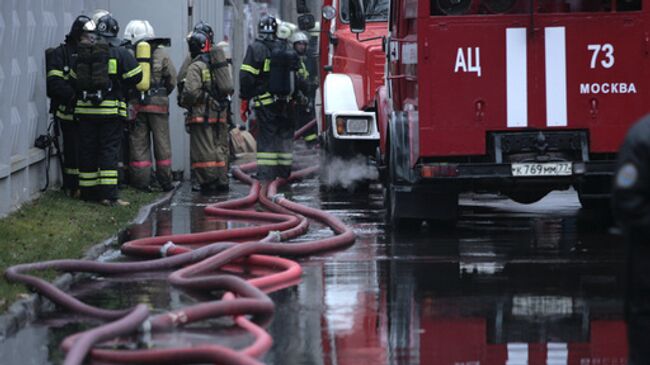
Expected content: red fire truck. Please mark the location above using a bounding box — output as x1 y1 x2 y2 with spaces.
346 0 648 225
317 0 388 176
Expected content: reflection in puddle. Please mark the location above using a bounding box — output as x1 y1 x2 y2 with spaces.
0 174 627 364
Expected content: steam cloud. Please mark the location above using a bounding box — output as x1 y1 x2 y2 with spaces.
322 155 379 189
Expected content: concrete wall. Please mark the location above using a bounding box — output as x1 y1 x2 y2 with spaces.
0 0 108 218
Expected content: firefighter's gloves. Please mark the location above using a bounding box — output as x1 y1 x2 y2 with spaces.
240 99 250 123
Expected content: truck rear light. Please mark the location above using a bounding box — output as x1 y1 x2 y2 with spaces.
421 164 459 178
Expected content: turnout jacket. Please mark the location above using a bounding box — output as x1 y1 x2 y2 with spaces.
74 41 143 119
239 39 275 106
179 55 227 124
612 115 650 234
46 43 77 121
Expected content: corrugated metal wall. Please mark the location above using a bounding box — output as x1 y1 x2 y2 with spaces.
0 0 299 218
0 0 108 217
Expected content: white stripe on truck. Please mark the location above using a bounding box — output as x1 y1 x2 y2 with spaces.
506 28 528 128
545 27 568 127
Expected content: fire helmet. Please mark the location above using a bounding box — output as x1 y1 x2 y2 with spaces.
65 15 95 45
91 9 111 25
96 14 120 38
123 20 155 44
289 31 309 45
187 30 210 58
193 21 214 44
276 21 297 40
258 15 278 36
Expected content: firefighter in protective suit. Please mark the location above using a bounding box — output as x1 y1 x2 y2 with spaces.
178 21 214 99
75 14 142 205
612 115 650 365
123 20 177 192
179 31 230 193
46 15 96 198
240 15 301 182
289 31 318 146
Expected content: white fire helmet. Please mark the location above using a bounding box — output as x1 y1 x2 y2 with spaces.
276 21 297 40
91 9 111 25
216 41 232 60
123 20 155 43
289 31 309 45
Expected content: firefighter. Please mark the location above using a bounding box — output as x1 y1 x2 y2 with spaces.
240 15 300 182
75 14 143 206
178 21 215 192
123 20 177 192
179 31 230 194
178 21 214 96
289 31 318 147
612 115 650 365
46 15 96 198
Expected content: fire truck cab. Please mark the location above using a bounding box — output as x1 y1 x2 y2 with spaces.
357 0 649 225
318 0 388 182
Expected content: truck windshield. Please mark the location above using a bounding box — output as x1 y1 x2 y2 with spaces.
340 0 390 22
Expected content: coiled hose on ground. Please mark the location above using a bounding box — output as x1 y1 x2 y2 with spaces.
5 119 356 365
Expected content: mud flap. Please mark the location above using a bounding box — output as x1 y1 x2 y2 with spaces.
389 185 459 222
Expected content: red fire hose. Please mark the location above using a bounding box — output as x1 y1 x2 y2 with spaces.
5 137 356 365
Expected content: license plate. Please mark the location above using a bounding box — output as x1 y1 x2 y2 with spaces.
511 162 573 177
346 118 369 134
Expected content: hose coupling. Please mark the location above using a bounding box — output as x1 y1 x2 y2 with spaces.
160 241 176 257
138 319 153 348
272 193 285 203
266 231 282 242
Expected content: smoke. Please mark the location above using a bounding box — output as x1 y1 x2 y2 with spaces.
321 155 379 190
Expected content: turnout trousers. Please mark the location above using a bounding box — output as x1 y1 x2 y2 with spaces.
59 118 80 190
255 102 294 182
78 117 122 202
189 122 229 187
129 112 173 189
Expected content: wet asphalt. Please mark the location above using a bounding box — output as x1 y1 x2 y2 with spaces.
0 151 627 365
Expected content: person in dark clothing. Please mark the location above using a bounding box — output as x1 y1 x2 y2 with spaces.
45 15 95 198
612 114 650 365
289 30 318 147
239 15 302 182
75 14 142 206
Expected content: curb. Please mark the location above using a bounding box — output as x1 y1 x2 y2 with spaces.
0 186 179 342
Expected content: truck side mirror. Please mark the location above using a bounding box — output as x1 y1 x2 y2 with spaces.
298 14 316 31
348 0 366 33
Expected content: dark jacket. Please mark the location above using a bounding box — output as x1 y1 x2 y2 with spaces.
612 115 650 233
239 39 275 102
46 43 77 121
74 40 143 119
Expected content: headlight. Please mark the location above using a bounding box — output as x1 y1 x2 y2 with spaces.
336 117 370 135
322 5 336 20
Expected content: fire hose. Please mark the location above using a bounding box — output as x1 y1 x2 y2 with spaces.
4 123 355 365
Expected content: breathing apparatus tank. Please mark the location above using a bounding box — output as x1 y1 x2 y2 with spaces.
209 41 234 97
135 41 152 99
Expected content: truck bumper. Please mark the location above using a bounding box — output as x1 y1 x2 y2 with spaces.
414 160 615 193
